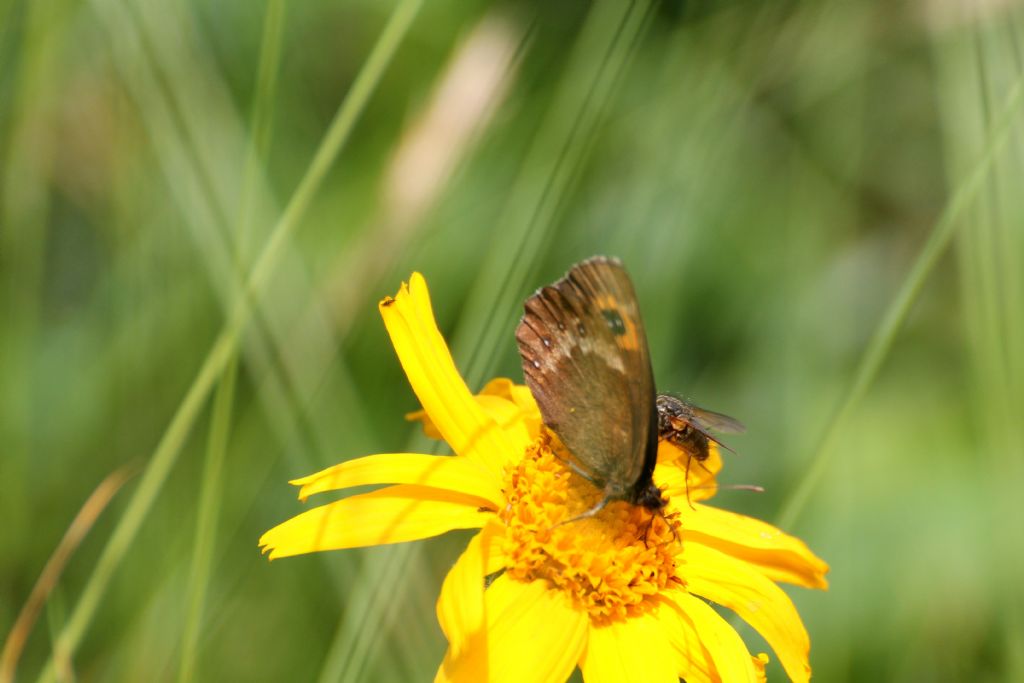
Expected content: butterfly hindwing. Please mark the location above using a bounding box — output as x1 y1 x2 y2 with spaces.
516 256 658 502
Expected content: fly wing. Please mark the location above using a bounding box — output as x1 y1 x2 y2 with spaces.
516 256 656 499
684 404 746 434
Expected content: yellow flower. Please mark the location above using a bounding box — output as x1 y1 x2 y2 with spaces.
260 273 829 682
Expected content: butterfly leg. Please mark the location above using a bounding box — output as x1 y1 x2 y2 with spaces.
554 495 612 527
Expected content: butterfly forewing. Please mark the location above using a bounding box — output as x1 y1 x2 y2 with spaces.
516 257 658 502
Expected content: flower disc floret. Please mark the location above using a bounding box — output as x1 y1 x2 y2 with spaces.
501 435 684 624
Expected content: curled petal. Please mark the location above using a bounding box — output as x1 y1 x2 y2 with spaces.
667 591 759 683
289 453 503 508
436 576 586 683
478 378 541 429
581 612 678 683
476 395 531 445
683 503 830 589
259 485 492 559
682 542 812 682
437 521 506 661
478 377 537 407
380 273 521 474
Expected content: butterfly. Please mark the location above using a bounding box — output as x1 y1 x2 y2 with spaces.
515 256 744 516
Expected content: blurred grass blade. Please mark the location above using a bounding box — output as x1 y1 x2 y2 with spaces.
941 16 1024 679
176 356 238 683
36 1 422 679
0 468 132 683
177 3 285 679
777 63 1024 530
0 0 62 518
252 0 423 296
235 0 287 263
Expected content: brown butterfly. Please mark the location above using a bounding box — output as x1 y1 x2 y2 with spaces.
515 256 743 517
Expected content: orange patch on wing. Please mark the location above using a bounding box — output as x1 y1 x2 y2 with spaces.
617 320 641 351
594 293 641 351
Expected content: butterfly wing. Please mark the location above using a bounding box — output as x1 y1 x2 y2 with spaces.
516 256 658 501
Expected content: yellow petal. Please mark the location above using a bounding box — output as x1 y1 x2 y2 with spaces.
436 576 587 683
658 438 723 474
436 521 506 662
656 441 723 504
407 385 534 453
683 503 830 589
478 378 541 424
656 594 771 683
405 408 445 440
476 395 532 443
753 653 770 682
289 453 503 508
380 274 520 474
668 591 759 683
682 542 812 683
259 484 492 559
581 612 678 683
652 596 716 682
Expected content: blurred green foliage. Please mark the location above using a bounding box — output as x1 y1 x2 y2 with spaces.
2 0 1023 681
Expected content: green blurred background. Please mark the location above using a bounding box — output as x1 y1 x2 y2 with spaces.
3 0 1023 680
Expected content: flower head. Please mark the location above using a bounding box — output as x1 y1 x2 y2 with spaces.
260 273 829 682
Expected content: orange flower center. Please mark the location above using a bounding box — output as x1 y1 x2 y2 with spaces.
500 435 684 624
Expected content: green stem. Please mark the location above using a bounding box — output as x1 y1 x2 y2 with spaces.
177 355 238 683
